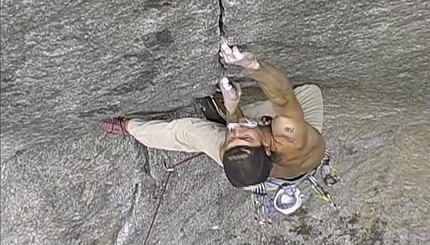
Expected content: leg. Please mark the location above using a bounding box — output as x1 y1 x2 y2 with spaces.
127 118 225 165
241 84 323 133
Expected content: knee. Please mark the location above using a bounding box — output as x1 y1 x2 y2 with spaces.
296 84 321 92
294 84 322 99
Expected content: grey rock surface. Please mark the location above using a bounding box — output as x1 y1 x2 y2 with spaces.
1 0 430 245
1 0 221 244
222 0 430 87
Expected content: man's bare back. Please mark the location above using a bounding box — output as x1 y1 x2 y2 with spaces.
270 121 326 179
246 59 326 180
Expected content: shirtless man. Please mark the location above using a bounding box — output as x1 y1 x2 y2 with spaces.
97 41 326 216
217 43 326 216
219 43 325 185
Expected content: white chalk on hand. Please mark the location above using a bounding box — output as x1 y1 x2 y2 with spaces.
221 43 232 54
232 46 244 60
220 77 232 91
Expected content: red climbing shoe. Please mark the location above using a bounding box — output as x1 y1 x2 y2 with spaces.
97 117 130 135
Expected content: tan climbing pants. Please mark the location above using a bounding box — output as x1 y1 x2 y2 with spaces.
127 84 323 166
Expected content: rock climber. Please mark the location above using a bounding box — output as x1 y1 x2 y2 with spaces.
97 40 326 217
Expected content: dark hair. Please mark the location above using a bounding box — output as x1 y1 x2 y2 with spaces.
222 146 273 188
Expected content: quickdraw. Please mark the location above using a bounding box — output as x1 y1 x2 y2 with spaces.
308 152 341 207
320 153 341 186
251 193 274 226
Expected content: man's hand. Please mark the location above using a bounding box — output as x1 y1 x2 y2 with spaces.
219 77 242 113
220 38 260 70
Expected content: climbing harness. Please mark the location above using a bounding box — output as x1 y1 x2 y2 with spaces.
249 152 341 225
145 154 340 237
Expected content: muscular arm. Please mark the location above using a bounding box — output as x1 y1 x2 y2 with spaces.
246 61 304 120
219 106 244 159
247 61 307 147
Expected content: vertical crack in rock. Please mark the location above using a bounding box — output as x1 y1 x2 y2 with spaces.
217 0 227 70
218 0 226 37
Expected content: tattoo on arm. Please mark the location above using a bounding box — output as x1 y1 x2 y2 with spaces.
284 126 295 133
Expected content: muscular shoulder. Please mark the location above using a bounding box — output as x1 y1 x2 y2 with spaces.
271 116 308 148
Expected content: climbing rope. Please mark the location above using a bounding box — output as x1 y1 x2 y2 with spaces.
143 153 203 245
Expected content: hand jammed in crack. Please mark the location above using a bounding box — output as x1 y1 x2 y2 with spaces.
218 77 242 113
220 38 260 70
218 38 258 113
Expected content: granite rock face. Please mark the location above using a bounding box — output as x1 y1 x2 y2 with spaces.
1 0 430 245
222 0 430 87
1 0 221 244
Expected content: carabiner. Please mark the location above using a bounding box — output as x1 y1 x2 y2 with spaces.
323 167 340 186
162 160 175 172
323 174 339 186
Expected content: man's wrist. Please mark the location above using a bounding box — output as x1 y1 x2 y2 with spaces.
226 108 240 123
246 60 260 70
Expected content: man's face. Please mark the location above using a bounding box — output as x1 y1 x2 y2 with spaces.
225 118 269 151
225 126 263 149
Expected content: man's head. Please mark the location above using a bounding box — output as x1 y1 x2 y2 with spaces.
222 118 273 188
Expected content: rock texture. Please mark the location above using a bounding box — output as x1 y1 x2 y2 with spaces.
222 0 430 87
1 1 221 244
1 0 429 245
